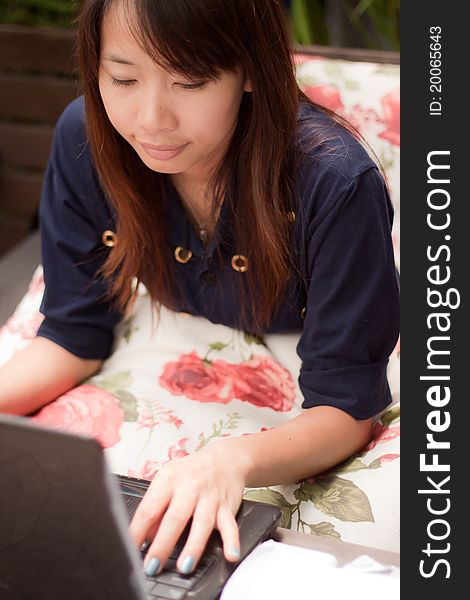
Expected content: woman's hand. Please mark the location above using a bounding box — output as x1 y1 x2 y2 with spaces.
129 440 251 576
128 406 372 578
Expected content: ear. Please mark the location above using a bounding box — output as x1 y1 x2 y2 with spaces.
243 76 253 93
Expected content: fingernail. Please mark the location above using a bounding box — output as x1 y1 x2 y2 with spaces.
230 547 240 559
144 557 160 577
179 555 194 574
140 541 150 553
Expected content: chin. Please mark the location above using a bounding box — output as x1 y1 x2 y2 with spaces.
135 150 184 174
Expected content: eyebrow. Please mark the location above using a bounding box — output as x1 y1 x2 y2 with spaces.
102 54 135 65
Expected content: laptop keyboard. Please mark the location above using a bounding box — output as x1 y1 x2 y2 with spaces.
141 545 216 599
122 491 217 600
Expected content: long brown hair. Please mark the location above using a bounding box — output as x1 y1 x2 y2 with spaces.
77 0 364 332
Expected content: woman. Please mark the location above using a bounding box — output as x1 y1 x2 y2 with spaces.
0 0 399 578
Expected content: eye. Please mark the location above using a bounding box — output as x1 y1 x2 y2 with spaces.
111 78 136 87
178 81 208 90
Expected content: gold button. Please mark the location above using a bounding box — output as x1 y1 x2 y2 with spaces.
287 211 296 224
231 254 249 272
174 246 193 264
102 230 116 247
300 307 306 319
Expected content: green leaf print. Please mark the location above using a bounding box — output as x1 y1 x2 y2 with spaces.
92 371 133 394
367 458 383 470
344 80 360 91
381 405 400 427
298 75 320 88
196 413 241 449
114 389 139 421
374 65 400 77
294 481 314 503
243 489 294 529
324 62 344 79
377 147 396 176
308 521 341 540
333 457 369 474
121 317 139 344
243 332 266 346
294 476 374 523
208 342 229 352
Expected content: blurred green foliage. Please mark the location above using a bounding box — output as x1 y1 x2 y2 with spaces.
291 0 400 51
0 0 79 28
1 0 399 51
291 0 330 46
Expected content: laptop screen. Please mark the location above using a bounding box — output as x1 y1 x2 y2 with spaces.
0 414 146 600
0 414 282 600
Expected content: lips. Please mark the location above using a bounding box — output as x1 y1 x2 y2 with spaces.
139 141 189 160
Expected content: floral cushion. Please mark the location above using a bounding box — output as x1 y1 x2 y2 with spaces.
294 54 400 271
0 53 400 553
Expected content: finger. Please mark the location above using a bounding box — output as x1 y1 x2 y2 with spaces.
138 520 160 554
216 504 240 563
176 499 216 574
144 493 197 576
129 485 171 551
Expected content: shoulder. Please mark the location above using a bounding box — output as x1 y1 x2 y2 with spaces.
50 95 92 185
51 96 102 198
53 95 87 152
43 96 113 222
296 101 377 179
294 102 386 223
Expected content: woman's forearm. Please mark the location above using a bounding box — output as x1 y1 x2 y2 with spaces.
0 336 103 415
225 406 373 488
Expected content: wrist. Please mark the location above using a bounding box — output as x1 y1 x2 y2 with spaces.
209 435 255 485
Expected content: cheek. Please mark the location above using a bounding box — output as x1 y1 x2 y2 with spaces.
100 91 129 136
190 93 242 142
98 83 114 124
98 76 131 134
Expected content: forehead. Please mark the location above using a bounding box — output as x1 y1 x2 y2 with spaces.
100 1 140 47
99 1 170 74
99 0 244 81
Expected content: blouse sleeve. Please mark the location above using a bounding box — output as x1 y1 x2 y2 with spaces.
36 99 123 359
297 166 400 419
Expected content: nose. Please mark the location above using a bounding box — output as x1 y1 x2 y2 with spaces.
138 87 178 134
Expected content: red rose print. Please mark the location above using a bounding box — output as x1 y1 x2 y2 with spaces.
364 423 400 452
160 353 295 411
378 453 400 464
32 384 124 448
378 88 400 146
232 356 296 412
159 351 237 403
168 437 190 460
127 439 191 482
27 271 45 296
128 460 160 481
137 403 184 430
167 414 184 428
303 84 344 113
293 53 322 65
392 232 400 257
5 312 44 340
394 337 400 357
344 104 384 137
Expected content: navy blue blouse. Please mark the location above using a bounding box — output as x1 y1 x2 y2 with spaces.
37 96 399 419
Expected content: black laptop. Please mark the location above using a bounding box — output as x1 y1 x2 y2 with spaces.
0 414 282 600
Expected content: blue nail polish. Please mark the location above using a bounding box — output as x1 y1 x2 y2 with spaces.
230 547 240 559
180 555 194 574
145 557 160 577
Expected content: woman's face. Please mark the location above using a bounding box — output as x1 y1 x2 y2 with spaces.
98 3 252 187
